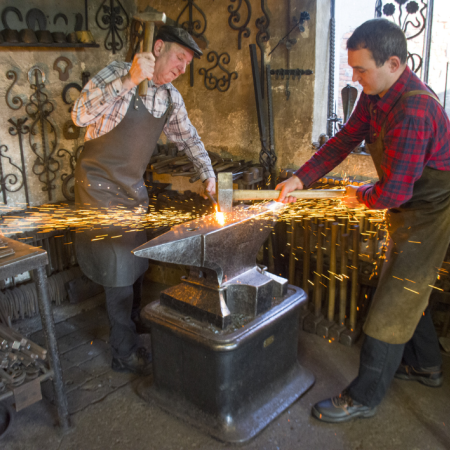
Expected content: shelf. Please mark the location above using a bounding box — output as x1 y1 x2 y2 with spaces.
0 42 99 49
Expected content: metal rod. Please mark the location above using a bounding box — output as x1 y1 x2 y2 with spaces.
444 62 449 110
349 225 359 330
339 233 349 325
327 0 336 136
314 224 325 318
327 222 338 322
34 265 70 430
422 0 434 83
302 217 311 293
289 219 296 285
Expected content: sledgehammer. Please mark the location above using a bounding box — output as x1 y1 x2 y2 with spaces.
217 173 345 212
133 11 167 97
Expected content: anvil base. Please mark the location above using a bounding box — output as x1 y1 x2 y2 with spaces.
138 285 315 443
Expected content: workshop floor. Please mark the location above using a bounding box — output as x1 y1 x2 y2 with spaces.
1 278 449 450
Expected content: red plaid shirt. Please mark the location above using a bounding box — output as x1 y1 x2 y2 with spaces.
295 66 450 209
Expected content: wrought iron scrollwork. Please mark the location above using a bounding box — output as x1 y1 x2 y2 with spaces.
7 117 30 205
228 0 252 50
95 0 129 54
199 51 238 92
255 0 270 99
376 0 428 73
26 66 60 202
5 70 23 110
0 145 24 205
176 0 208 87
57 145 83 201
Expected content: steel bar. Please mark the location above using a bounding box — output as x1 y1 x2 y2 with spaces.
288 219 296 285
339 233 349 325
249 44 269 177
349 225 360 330
327 0 336 137
302 217 311 293
266 64 277 187
327 222 338 321
314 224 325 318
422 0 434 83
34 265 70 430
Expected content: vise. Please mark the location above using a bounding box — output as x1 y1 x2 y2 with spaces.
134 203 314 443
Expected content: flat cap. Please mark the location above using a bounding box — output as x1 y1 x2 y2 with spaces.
155 25 203 58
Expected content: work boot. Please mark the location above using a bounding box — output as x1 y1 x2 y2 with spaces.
111 347 152 376
312 392 377 423
395 364 443 387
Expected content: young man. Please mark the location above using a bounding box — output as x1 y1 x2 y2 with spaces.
277 18 450 422
72 26 215 375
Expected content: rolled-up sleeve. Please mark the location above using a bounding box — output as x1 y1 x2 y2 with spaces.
164 101 215 181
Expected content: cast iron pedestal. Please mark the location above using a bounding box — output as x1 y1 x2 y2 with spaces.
138 285 314 443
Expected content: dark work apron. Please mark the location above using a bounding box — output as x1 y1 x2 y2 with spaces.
74 91 173 287
363 90 450 344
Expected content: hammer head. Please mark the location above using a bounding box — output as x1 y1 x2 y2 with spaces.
133 12 166 25
217 172 233 212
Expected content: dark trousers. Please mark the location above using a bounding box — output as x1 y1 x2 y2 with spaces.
104 274 145 358
347 307 442 408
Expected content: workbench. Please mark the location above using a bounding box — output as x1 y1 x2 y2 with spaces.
0 237 70 430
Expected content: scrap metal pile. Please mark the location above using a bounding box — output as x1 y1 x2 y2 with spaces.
0 324 48 394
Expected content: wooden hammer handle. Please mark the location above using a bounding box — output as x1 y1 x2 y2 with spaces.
138 21 156 97
232 189 345 201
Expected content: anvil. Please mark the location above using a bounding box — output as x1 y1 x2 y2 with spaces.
133 204 287 328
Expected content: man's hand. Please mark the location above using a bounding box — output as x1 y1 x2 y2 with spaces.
202 177 216 198
342 185 363 208
275 175 304 204
121 52 155 90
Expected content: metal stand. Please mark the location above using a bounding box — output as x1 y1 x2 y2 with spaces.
0 237 70 431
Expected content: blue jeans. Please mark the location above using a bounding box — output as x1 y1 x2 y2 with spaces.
347 307 442 408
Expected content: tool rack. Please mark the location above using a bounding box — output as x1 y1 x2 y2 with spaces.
0 237 69 430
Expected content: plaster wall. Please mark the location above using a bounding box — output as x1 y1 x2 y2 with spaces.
138 0 319 179
0 0 135 209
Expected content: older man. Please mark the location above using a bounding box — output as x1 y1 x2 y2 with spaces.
72 26 215 375
277 19 450 422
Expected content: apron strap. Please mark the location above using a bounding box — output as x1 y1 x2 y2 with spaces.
400 89 442 106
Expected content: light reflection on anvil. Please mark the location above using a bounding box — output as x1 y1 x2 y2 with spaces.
133 204 283 286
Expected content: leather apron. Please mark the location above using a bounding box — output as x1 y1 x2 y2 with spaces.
74 92 173 287
363 90 450 344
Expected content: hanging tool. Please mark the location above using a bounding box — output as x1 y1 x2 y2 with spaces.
341 84 358 123
132 12 167 97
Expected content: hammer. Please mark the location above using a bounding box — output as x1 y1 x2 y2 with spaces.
133 12 167 97
217 173 345 212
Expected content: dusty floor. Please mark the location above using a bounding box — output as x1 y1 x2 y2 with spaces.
1 279 449 450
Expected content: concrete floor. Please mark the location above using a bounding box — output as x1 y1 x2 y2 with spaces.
1 279 449 450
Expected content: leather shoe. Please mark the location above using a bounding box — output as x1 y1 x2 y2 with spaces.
111 347 152 376
395 364 443 387
312 392 377 423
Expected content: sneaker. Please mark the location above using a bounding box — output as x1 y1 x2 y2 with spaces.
312 392 377 423
111 347 152 376
395 364 443 387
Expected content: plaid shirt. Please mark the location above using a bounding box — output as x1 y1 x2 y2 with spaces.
72 61 215 181
295 66 450 209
